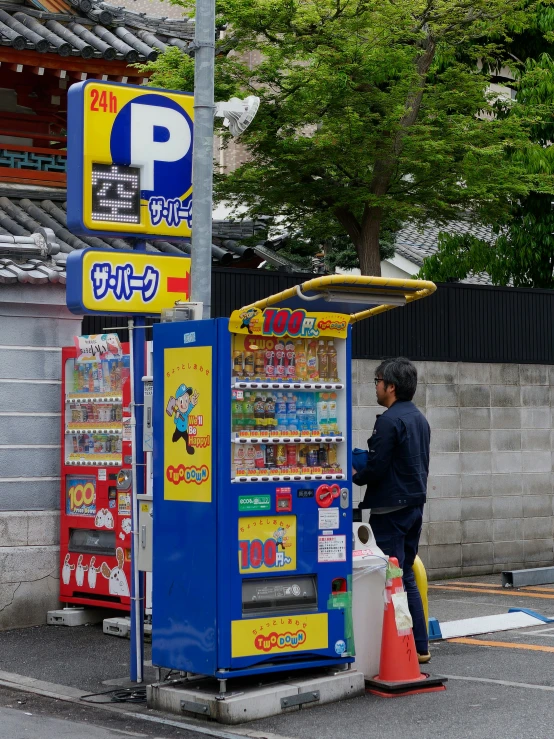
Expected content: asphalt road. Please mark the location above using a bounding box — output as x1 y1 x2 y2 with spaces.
4 575 554 739
0 685 227 739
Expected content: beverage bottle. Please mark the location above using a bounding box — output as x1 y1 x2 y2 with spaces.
264 394 276 430
296 394 307 433
286 393 297 432
264 346 276 379
232 390 244 432
73 365 79 393
317 340 328 380
326 339 339 381
232 338 244 377
275 392 287 432
254 394 265 431
254 348 265 380
102 360 110 393
298 444 308 467
328 392 338 434
306 340 318 380
318 444 328 467
304 394 317 434
327 443 338 468
243 391 255 434
285 339 296 379
295 339 307 380
88 363 95 392
274 339 286 380
244 347 255 378
307 444 319 467
316 393 329 434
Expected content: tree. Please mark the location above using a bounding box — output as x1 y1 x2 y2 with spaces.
420 47 554 288
142 0 550 275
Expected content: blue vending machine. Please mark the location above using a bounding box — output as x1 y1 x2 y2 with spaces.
151 277 436 682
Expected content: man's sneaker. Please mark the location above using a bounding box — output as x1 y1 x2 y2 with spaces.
418 652 431 664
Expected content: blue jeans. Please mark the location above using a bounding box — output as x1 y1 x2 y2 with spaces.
370 505 428 654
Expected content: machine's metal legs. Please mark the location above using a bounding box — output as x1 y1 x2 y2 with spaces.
219 678 227 695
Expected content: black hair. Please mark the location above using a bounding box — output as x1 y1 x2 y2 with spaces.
374 357 417 402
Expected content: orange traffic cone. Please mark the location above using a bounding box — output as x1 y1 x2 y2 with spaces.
366 557 447 697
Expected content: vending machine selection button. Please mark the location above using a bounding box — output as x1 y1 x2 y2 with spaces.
276 487 292 512
315 483 340 508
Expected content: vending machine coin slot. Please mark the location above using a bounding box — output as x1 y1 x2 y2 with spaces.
242 575 317 617
315 483 340 508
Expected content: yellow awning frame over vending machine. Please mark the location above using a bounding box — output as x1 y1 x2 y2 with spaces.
236 274 437 323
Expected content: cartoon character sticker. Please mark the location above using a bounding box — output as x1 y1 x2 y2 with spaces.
239 308 258 334
119 518 132 540
75 554 89 587
166 383 199 454
95 508 114 529
88 556 101 589
62 553 75 585
101 547 130 597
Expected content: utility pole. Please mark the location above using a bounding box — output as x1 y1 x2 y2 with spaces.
190 0 215 318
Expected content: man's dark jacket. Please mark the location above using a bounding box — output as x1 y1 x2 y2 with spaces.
353 400 430 510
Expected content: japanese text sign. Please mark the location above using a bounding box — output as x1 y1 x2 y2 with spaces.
229 307 349 339
66 248 191 316
67 80 194 239
231 613 328 658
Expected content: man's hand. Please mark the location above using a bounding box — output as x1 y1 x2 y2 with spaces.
191 390 199 406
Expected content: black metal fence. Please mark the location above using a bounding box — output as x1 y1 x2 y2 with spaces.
82 269 554 365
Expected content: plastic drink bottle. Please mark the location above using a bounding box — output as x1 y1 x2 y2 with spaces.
264 394 276 430
316 393 329 434
296 394 307 433
326 339 338 381
275 339 286 380
285 339 296 378
275 392 287 432
243 391 255 434
304 394 317 433
317 340 328 380
254 395 265 430
254 349 265 380
295 340 307 379
307 340 318 380
328 392 338 434
231 390 243 432
264 347 276 379
286 393 298 431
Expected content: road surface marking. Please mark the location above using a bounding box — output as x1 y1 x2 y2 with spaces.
429 585 554 600
442 674 554 692
442 581 554 594
448 637 554 652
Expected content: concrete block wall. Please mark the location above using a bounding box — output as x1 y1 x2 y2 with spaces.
0 284 81 628
352 360 554 580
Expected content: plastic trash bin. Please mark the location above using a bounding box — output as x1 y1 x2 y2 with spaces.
352 522 388 679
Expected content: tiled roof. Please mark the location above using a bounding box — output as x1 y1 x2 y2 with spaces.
0 186 305 283
0 0 194 61
113 0 185 21
393 220 494 285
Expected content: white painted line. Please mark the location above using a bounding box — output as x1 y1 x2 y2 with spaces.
442 674 554 692
520 626 554 636
0 378 61 384
0 345 62 352
440 611 543 639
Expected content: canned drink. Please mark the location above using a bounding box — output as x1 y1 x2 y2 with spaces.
276 444 287 466
307 445 319 467
298 445 308 467
265 444 276 466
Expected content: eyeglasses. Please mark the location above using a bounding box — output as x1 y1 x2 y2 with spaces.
373 377 384 386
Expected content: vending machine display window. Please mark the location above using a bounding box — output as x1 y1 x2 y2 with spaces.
230 332 347 483
64 354 129 466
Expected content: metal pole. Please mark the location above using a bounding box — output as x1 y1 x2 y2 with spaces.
129 240 146 683
190 0 215 319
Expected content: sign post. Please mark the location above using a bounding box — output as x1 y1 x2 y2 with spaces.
67 79 194 684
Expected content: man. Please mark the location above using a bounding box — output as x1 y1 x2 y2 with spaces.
353 357 430 663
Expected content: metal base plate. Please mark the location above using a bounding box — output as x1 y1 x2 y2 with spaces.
148 668 365 724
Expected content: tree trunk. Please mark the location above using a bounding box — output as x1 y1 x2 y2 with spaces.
357 205 383 276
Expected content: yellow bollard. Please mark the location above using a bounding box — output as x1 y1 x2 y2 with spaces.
412 554 429 635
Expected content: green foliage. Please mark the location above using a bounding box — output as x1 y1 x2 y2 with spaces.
142 0 554 274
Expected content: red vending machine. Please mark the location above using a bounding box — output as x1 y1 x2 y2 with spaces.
60 334 133 610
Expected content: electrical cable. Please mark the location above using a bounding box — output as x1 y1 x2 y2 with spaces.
80 686 147 704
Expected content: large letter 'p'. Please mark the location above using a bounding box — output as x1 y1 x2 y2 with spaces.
130 103 191 191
